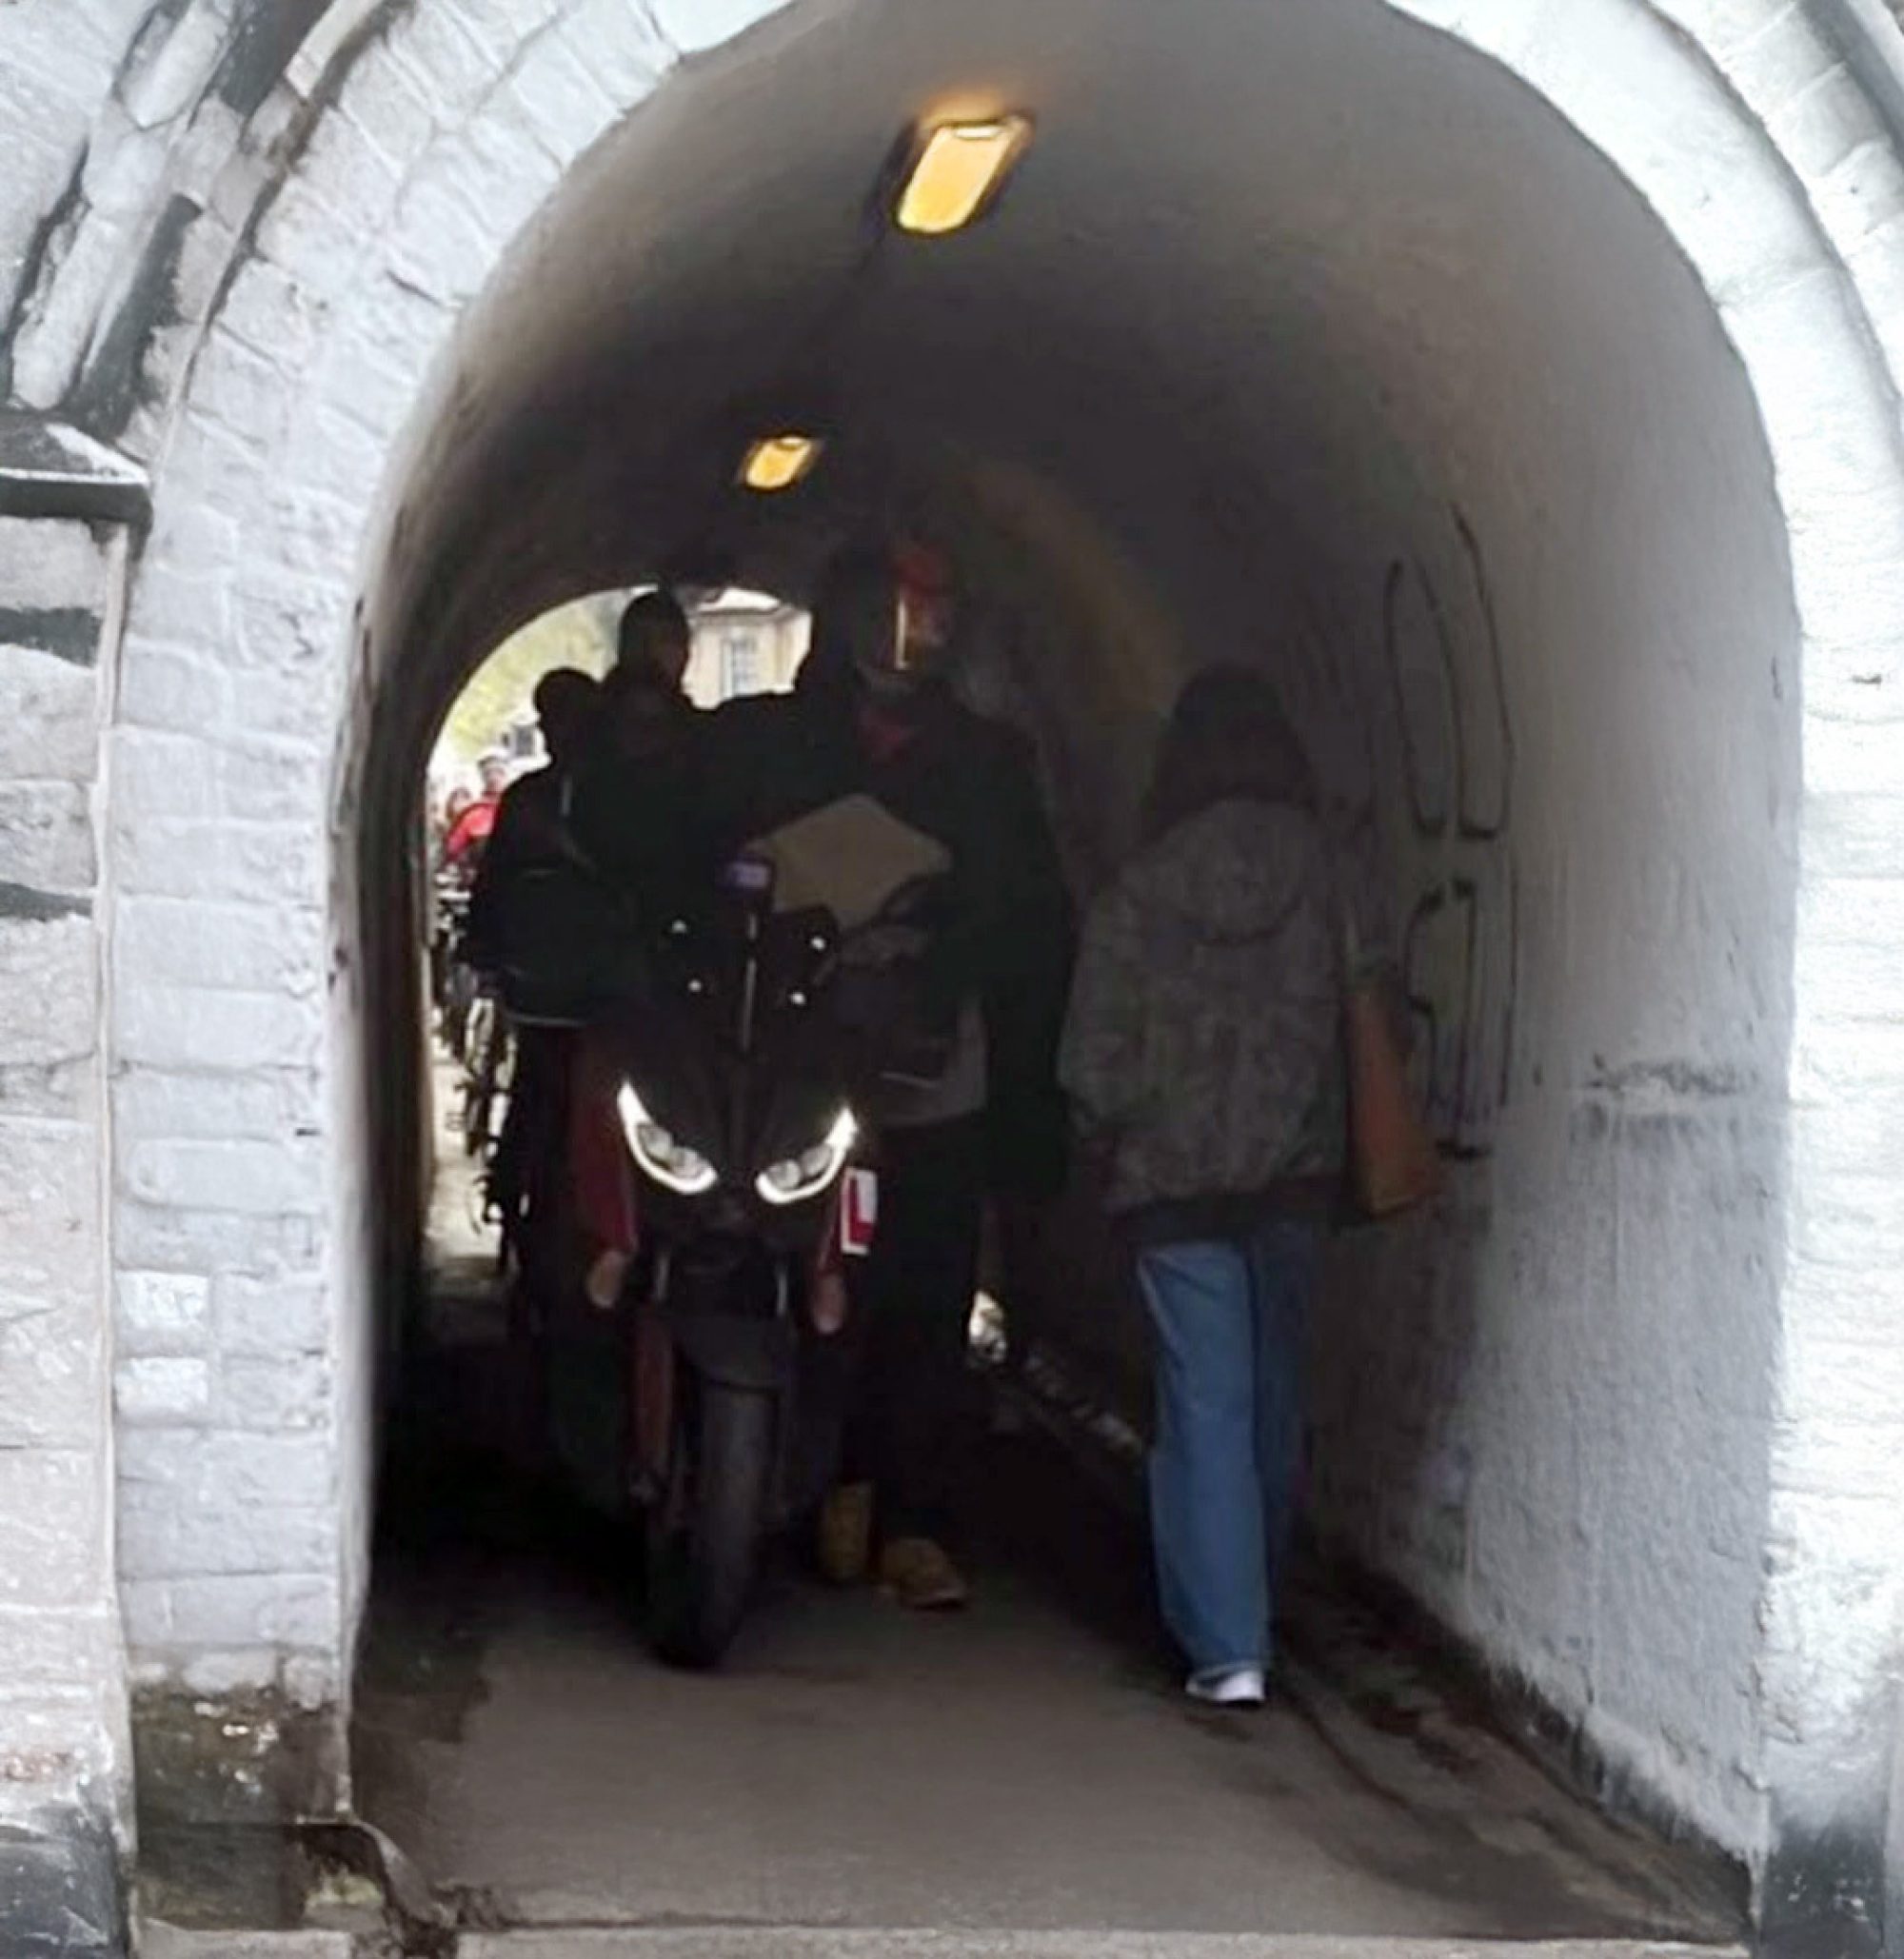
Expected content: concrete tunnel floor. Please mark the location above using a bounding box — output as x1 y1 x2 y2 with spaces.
342 1101 1748 1948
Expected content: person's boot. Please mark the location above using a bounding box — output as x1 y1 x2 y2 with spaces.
879 1535 969 1610
817 1480 874 1585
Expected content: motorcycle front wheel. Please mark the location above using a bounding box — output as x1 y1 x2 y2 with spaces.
646 1378 775 1669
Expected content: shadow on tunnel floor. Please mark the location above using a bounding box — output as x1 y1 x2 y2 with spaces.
345 1276 1748 1947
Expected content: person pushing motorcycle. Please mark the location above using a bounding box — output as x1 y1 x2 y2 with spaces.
707 544 1075 1609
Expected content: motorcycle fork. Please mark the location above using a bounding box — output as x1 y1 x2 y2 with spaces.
628 1251 800 1523
625 1248 675 1510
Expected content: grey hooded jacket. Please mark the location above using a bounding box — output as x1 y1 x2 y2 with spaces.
1060 797 1343 1229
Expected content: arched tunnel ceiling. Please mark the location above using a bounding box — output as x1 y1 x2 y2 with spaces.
379 0 1765 733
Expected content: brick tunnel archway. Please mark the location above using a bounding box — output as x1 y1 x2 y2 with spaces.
87 0 1904 1946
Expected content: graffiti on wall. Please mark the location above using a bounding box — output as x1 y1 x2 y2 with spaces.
1386 510 1517 1158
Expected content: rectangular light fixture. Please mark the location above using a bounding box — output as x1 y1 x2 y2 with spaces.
740 434 823 492
895 115 1032 236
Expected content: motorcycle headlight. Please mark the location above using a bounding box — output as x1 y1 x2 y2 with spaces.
755 1108 859 1207
616 1083 718 1196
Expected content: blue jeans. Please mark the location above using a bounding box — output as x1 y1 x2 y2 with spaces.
1137 1218 1318 1677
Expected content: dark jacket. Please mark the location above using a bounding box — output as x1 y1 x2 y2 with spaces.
706 675 1076 1197
466 765 577 971
1061 797 1343 1238
567 717 722 928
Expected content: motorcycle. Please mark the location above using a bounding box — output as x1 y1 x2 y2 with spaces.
522 798 953 1667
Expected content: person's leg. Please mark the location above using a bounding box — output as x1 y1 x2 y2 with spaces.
1137 1237 1267 1680
853 1118 984 1593
1244 1217 1319 1661
567 1033 637 1306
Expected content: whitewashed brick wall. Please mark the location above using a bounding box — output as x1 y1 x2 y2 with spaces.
0 488 136 1947
98 0 676 1745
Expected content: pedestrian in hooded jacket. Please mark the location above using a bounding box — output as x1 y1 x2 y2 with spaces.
1060 665 1344 1710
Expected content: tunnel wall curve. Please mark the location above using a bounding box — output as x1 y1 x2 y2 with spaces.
0 0 1900 1945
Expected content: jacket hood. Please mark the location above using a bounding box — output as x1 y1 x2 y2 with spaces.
1123 798 1325 942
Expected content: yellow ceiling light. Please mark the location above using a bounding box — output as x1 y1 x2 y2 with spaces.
740 434 823 492
895 115 1033 236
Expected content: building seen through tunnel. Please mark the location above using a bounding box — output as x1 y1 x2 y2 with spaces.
2 0 1904 1951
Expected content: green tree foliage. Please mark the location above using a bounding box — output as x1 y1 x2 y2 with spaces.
436 592 625 772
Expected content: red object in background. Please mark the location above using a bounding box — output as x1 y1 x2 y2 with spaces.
445 795 500 864
894 537 954 660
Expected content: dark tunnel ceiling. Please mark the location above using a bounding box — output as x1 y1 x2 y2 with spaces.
379 0 1765 713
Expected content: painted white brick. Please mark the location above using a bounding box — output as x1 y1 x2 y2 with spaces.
341 267 451 377
113 730 220 821
446 0 560 63
0 916 96 1076
338 39 442 170
116 897 324 998
149 494 246 587
277 402 386 514
0 1451 103 1610
216 737 326 827
119 1577 173 1650
0 646 99 782
112 819 322 906
125 1138 323 1218
115 981 323 1073
0 518 111 612
385 162 504 305
118 1490 336 1581
294 109 402 242
223 666 341 744
386 2 503 118
116 1271 211 1355
0 1605 120 1700
165 1573 339 1651
445 111 564 243
114 1356 211 1424
228 564 353 674
125 555 236 657
256 176 370 300
215 1273 330 1357
0 1285 105 1452
247 488 364 590
0 782 96 891
506 30 621 162
1794 1172 1904 1271
208 1355 331 1432
119 1430 336 1511
647 0 781 55
120 0 232 130
113 1199 322 1276
188 327 292 452
561 0 673 104
116 1065 324 1143
118 639 231 734
217 256 327 376
0 1118 96 1298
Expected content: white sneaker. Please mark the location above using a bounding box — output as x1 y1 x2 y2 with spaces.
1186 1665 1267 1708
